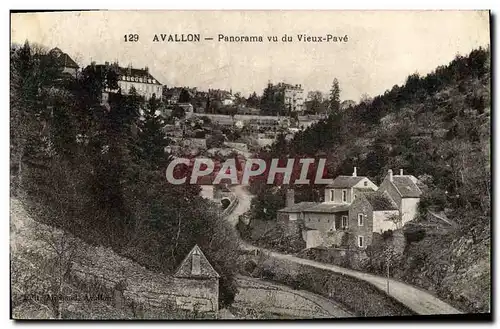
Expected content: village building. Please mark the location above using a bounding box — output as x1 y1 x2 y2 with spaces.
36 47 79 78
378 169 423 225
97 62 163 100
323 167 379 204
347 191 400 249
278 83 305 113
277 168 422 250
278 168 378 248
173 245 220 314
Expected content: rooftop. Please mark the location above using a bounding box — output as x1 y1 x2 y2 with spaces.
95 63 162 85
327 176 365 188
303 203 350 213
42 47 79 69
392 175 422 198
174 245 219 279
363 191 399 211
278 202 317 213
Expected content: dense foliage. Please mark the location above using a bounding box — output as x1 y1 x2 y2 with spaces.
10 41 239 307
255 47 490 235
247 46 491 312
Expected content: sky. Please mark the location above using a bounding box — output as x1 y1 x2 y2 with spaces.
11 10 490 101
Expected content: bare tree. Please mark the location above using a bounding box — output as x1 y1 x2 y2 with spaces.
12 221 87 319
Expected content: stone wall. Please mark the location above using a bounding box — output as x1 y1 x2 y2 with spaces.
171 278 219 313
348 196 374 248
258 254 414 317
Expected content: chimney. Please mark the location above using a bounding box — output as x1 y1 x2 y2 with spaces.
388 169 393 182
286 189 295 207
352 167 357 177
400 169 404 176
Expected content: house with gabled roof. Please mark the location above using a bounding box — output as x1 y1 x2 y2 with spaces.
35 47 79 78
174 245 219 279
347 191 400 249
378 169 423 225
172 245 219 313
277 167 423 250
277 168 378 249
323 167 378 204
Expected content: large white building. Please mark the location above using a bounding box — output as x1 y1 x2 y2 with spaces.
279 83 305 113
99 62 162 100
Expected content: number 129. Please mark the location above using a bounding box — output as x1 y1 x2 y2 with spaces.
124 34 139 42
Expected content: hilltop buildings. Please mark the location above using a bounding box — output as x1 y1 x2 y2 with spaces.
278 168 423 250
34 47 79 78
97 62 163 100
281 83 305 113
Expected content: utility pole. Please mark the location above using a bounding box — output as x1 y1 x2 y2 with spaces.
386 253 390 294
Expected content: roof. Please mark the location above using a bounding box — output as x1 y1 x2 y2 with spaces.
95 64 162 85
117 66 162 85
47 47 79 68
303 203 350 213
174 245 220 279
392 176 422 198
327 176 365 188
278 202 317 213
363 191 398 211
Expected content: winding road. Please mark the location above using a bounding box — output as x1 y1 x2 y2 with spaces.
227 185 463 316
234 276 352 318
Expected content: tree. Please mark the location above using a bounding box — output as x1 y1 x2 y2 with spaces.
178 88 191 103
329 78 341 113
210 100 222 114
260 82 285 116
306 91 324 114
247 92 260 108
11 221 88 319
172 105 186 119
359 93 372 104
136 95 171 169
10 41 63 193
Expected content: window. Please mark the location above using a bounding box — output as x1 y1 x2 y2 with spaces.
364 181 368 187
358 236 365 248
330 190 334 202
342 190 347 203
341 215 348 229
358 214 364 226
192 248 201 275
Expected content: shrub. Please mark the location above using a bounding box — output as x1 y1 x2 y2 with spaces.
404 226 426 244
382 229 394 240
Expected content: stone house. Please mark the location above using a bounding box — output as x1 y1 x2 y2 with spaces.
173 245 220 314
347 191 400 249
341 169 422 250
378 169 423 225
322 167 378 204
277 168 378 249
277 168 422 250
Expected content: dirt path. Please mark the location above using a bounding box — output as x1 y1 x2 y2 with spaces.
226 185 252 227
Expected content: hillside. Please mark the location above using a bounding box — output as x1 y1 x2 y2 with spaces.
11 198 225 319
251 47 491 313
